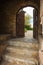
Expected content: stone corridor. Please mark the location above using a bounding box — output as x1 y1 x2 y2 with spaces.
1 38 39 65
0 0 43 65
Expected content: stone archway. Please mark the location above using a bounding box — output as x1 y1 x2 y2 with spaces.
0 0 40 38
16 1 39 39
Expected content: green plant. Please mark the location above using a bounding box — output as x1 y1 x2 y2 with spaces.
24 28 27 32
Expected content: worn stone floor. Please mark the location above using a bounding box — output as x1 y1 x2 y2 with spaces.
25 30 33 38
1 37 39 65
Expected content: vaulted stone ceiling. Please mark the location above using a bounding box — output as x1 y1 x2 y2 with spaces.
0 0 40 6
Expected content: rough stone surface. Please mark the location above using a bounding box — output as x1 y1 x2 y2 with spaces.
40 0 43 35
1 38 39 65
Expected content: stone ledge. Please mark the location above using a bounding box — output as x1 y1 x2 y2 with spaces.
0 34 11 41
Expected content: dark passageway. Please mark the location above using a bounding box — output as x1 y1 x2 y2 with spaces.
0 0 43 65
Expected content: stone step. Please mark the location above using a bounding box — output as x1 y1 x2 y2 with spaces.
7 40 38 45
9 38 38 43
3 55 38 65
6 46 38 52
7 41 38 50
1 60 38 65
3 51 38 60
6 47 38 59
1 38 38 65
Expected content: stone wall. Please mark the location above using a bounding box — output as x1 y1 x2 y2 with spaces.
40 0 43 35
0 1 16 37
0 0 40 37
40 0 43 17
39 1 43 64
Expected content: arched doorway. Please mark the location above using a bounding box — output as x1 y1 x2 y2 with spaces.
16 6 38 39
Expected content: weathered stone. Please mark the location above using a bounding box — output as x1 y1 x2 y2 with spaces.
1 38 38 65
